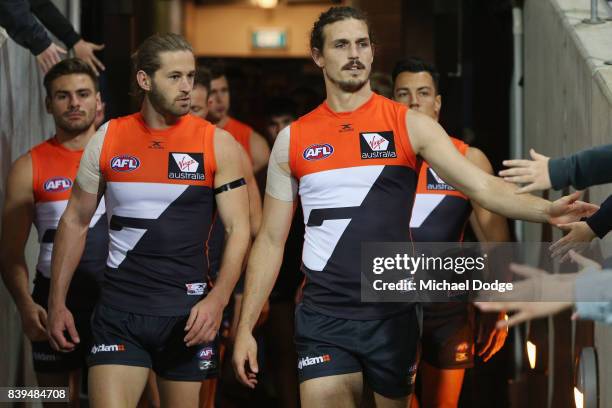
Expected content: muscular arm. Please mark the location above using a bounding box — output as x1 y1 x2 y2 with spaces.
209 129 251 306
239 145 262 237
0 154 35 313
239 127 296 331
466 147 511 242
48 184 100 309
249 130 271 174
408 110 552 223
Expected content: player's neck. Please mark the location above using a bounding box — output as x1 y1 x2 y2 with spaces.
325 83 373 113
141 97 182 130
55 127 95 151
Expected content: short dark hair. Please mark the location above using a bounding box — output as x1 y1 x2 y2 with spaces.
265 97 297 120
310 6 373 51
209 64 226 81
194 66 211 91
392 57 440 94
131 33 192 98
43 58 99 96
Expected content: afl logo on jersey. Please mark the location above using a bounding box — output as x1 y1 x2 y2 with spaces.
303 144 334 161
110 155 140 172
43 177 72 192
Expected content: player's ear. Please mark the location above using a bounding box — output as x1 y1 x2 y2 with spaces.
137 70 152 92
311 47 324 69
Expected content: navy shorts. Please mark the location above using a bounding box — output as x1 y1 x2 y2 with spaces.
88 304 219 381
31 274 94 373
295 304 421 399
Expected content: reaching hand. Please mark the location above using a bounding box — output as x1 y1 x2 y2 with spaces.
475 263 576 328
20 302 48 342
548 191 599 225
567 249 601 271
550 222 597 262
500 149 551 194
47 304 80 352
232 327 259 389
72 40 105 75
36 43 67 73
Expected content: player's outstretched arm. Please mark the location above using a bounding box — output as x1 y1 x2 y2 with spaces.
407 110 592 224
184 129 250 346
466 147 511 243
0 154 48 342
233 126 296 389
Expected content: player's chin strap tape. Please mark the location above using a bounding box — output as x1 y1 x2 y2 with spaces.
214 178 246 195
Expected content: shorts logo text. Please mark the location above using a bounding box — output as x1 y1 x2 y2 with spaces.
90 344 126 354
297 354 331 369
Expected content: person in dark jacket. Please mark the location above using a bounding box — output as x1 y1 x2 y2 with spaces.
0 0 105 74
500 145 612 260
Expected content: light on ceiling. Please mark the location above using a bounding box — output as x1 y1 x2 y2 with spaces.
257 0 278 8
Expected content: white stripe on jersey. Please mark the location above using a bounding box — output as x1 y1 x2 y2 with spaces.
299 165 384 271
409 194 446 228
34 200 106 278
105 182 188 268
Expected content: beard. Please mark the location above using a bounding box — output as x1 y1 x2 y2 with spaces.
325 61 370 93
55 110 95 134
149 82 190 117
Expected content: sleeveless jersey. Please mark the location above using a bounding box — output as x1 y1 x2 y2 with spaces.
222 117 252 159
410 138 472 242
30 138 107 283
99 113 217 315
289 93 418 320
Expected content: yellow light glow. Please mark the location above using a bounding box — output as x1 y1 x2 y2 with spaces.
574 387 584 408
527 341 536 369
257 0 278 8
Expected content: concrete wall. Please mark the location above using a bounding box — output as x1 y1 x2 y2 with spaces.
523 0 612 406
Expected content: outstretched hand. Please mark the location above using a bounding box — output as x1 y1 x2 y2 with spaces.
499 149 551 194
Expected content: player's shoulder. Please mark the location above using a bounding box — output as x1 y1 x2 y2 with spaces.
213 126 240 147
7 151 33 186
373 93 408 116
29 136 57 155
293 101 327 124
229 116 253 133
186 113 215 129
110 112 140 127
12 151 32 169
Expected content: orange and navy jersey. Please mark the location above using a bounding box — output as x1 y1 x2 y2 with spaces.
410 137 472 242
222 117 252 158
30 138 107 283
99 113 217 316
289 93 418 320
